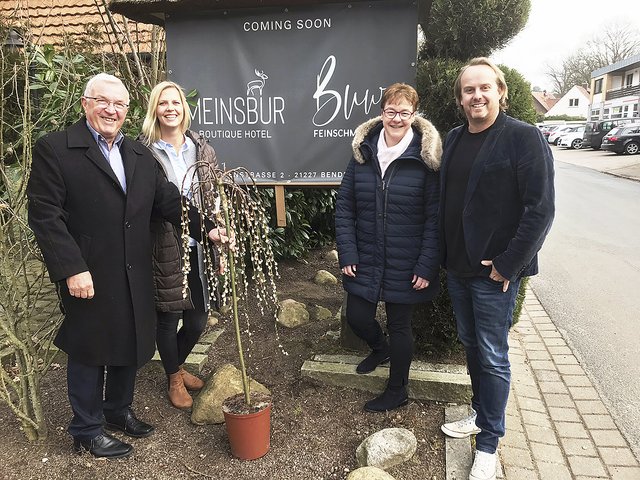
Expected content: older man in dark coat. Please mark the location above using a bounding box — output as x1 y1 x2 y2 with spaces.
27 73 224 459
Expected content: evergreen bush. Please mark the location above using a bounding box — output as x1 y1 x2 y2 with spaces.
257 187 336 260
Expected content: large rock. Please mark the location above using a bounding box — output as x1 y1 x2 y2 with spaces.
356 428 417 470
277 299 309 328
314 269 338 285
325 249 339 263
191 363 270 425
347 466 395 480
313 304 333 322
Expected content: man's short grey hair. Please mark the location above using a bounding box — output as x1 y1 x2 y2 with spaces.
83 73 128 99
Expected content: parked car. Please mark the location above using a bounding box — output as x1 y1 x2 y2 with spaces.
558 126 586 149
541 125 564 141
582 119 636 150
548 125 582 145
601 124 640 155
539 124 560 133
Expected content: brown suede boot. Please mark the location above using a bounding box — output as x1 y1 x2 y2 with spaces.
179 367 205 391
168 372 192 410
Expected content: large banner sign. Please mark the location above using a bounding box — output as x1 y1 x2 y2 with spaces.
166 1 417 184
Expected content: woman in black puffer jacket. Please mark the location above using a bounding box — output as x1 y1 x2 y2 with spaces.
335 83 442 412
141 81 222 410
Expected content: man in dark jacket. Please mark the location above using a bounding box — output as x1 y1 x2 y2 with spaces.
438 58 554 480
27 73 226 459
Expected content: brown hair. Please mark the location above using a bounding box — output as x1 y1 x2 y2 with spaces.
454 57 509 112
381 83 419 111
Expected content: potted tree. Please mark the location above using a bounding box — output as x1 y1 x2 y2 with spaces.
180 162 279 460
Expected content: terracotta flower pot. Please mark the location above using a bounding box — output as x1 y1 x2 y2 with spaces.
222 393 271 460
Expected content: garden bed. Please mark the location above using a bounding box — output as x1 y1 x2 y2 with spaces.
0 247 447 480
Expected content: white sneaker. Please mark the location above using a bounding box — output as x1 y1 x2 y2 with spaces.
441 410 481 438
469 450 497 480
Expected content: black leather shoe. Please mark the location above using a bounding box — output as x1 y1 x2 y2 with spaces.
356 348 391 374
73 432 133 458
364 388 409 412
104 408 155 438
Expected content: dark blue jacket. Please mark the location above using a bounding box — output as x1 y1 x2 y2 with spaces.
440 112 555 281
336 116 442 304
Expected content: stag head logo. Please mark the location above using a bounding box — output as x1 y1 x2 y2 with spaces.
246 69 268 96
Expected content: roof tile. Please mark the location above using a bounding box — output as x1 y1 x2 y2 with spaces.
1 0 153 52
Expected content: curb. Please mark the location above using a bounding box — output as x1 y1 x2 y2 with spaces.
443 405 505 480
149 327 224 374
300 354 472 404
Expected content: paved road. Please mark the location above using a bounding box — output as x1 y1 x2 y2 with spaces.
530 145 640 459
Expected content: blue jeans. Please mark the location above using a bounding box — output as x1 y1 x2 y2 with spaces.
447 273 521 454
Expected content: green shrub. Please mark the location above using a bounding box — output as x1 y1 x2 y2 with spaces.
417 57 465 134
413 273 529 358
413 270 460 358
501 65 537 125
420 0 530 61
544 114 586 122
258 187 336 260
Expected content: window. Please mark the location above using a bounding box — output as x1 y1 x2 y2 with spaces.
603 107 610 119
633 104 639 118
611 106 622 119
623 105 629 117
590 108 600 119
569 98 579 107
626 73 634 88
594 78 603 94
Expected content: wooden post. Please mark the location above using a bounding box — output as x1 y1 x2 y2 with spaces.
275 185 286 227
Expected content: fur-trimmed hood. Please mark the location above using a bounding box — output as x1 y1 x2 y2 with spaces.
351 115 442 171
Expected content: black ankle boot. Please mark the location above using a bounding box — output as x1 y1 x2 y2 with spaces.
356 347 391 374
364 387 409 412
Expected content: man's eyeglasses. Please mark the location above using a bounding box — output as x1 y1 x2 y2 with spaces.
84 96 129 112
382 109 414 120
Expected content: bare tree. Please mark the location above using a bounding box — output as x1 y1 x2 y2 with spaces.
1 37 62 442
547 49 601 96
546 21 640 96
588 21 640 66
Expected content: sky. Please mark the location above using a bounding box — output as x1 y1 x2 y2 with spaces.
490 0 640 93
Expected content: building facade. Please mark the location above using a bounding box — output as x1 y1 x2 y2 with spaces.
588 54 640 121
545 85 589 119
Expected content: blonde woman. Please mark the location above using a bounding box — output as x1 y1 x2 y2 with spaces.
141 81 219 410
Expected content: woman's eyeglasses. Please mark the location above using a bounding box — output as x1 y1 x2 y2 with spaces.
382 109 414 120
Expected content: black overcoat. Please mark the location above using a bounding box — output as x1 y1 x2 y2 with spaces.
27 118 186 367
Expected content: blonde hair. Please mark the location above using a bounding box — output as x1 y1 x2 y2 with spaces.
381 83 419 111
454 57 509 112
141 81 191 144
